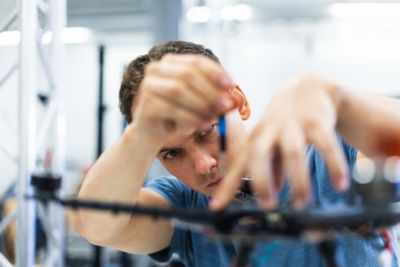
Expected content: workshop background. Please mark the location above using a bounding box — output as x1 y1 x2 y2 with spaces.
0 0 400 266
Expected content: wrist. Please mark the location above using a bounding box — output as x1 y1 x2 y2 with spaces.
295 73 342 109
122 122 164 156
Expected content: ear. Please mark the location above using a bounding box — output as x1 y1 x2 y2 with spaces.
229 84 251 120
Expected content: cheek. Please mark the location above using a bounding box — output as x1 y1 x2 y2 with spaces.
162 160 193 180
206 136 220 157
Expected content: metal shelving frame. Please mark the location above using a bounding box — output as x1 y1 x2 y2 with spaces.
0 0 66 266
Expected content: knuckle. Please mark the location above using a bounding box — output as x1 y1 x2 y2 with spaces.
322 138 335 151
283 146 301 159
164 104 175 115
303 116 321 130
179 68 194 80
166 83 182 98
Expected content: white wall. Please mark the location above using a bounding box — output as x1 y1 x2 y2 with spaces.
0 40 153 194
1 16 400 194
182 18 400 128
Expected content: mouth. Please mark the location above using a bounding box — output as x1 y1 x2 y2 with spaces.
207 177 222 188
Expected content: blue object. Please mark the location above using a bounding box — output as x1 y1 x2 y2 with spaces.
217 116 226 137
218 116 226 152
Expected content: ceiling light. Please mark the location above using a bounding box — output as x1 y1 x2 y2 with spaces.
0 27 92 46
329 3 400 19
61 27 92 44
221 4 253 22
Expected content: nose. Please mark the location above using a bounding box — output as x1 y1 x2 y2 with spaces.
191 147 217 175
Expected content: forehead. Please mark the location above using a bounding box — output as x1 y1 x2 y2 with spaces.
163 130 194 147
161 121 217 148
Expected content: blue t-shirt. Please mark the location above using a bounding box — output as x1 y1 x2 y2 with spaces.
145 139 399 267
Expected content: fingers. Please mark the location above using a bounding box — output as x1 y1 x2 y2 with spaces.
145 76 223 120
211 121 345 212
280 124 310 209
143 55 235 120
211 128 278 210
246 130 277 208
147 96 201 133
148 55 232 105
165 54 232 89
210 142 251 211
271 150 285 191
308 124 349 191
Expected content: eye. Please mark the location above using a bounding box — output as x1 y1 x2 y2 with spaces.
163 149 182 160
197 124 217 141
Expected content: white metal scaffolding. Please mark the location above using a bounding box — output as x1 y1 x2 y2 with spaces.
0 0 67 266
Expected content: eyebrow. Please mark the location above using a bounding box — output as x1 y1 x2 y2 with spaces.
158 122 218 155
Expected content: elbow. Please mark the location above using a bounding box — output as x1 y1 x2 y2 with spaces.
72 211 129 248
72 212 105 246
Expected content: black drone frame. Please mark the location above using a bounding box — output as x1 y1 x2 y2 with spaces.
29 174 400 267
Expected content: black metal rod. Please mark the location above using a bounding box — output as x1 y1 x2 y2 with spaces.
318 240 340 267
96 45 105 157
94 44 105 267
234 243 254 267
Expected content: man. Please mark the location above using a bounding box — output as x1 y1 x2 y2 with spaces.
74 41 400 266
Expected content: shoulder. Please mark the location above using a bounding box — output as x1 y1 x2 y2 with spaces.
144 176 208 209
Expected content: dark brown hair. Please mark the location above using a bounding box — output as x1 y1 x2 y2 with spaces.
119 40 220 123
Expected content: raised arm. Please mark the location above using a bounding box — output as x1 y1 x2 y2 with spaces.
211 73 400 210
73 54 234 254
336 87 400 157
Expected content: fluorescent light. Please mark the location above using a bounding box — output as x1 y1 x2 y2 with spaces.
0 27 92 46
221 4 253 22
329 3 400 19
186 6 211 23
62 27 92 44
0 31 20 46
42 27 93 44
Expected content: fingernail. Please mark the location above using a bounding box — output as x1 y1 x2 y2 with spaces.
210 198 220 210
337 177 349 191
218 75 232 88
293 199 305 210
216 97 234 110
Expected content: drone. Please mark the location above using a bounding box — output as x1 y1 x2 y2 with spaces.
28 156 400 267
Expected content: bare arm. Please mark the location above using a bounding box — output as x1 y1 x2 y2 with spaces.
212 74 400 210
73 54 233 253
74 124 174 254
337 89 400 157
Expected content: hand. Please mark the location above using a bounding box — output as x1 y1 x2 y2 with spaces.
133 54 235 144
211 74 350 210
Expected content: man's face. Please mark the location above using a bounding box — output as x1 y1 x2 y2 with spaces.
157 113 245 196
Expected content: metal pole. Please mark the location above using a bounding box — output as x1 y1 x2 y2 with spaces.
93 44 106 267
49 0 67 266
17 0 38 265
96 45 105 158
